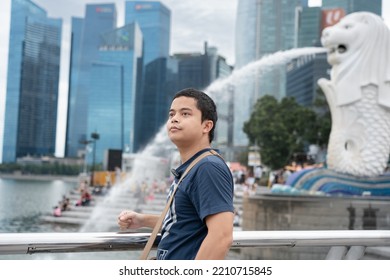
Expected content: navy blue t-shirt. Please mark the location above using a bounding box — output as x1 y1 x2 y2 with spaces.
156 148 234 260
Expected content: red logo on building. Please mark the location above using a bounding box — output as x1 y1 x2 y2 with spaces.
322 8 345 30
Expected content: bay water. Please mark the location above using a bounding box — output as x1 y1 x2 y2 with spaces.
0 177 139 259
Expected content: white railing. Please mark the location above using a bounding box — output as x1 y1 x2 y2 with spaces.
1 230 390 259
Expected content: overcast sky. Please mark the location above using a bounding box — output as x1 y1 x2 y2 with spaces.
0 0 389 160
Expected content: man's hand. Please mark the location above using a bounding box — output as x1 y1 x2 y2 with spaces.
118 210 143 230
118 211 159 230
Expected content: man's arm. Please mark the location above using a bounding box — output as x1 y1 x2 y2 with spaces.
195 211 234 259
118 211 160 230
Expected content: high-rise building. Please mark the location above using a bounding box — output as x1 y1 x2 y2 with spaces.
322 0 382 15
133 57 171 152
88 23 143 164
2 0 62 162
286 53 330 106
234 0 308 148
125 1 172 152
65 17 84 158
65 4 117 159
296 7 322 48
125 1 170 66
174 43 232 99
235 0 309 69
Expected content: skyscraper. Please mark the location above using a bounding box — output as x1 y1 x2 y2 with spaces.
2 0 62 163
235 0 309 69
88 23 143 164
286 53 330 106
65 4 117 158
125 1 172 152
296 7 322 48
234 0 308 148
125 1 170 66
322 0 382 15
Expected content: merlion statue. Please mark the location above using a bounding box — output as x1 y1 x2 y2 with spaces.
318 12 390 177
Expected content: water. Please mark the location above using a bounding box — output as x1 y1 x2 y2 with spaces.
0 177 139 259
0 178 77 233
207 47 326 96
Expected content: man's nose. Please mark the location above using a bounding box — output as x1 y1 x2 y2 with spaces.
170 114 179 123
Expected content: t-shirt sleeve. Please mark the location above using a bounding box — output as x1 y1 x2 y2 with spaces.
188 159 235 221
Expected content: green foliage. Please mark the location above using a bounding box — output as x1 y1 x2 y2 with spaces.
243 95 330 169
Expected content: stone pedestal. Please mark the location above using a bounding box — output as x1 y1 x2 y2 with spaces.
240 193 390 259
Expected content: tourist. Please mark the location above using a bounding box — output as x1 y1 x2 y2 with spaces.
76 188 91 206
53 205 62 217
81 188 91 206
254 165 263 185
118 88 234 260
61 197 71 211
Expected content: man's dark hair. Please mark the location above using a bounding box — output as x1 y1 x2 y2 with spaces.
173 88 218 143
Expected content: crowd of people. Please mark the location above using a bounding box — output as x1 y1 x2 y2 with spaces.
52 180 92 217
228 161 324 194
230 165 263 197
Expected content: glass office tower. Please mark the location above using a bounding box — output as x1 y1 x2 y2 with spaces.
65 4 117 158
2 0 62 162
125 1 171 152
88 23 143 164
234 0 308 147
65 17 84 158
322 0 382 15
125 1 170 65
297 7 322 47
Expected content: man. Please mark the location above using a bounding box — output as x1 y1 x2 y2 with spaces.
254 165 263 185
118 88 234 260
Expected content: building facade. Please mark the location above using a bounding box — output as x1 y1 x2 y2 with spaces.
322 0 382 15
125 1 172 152
88 23 143 164
65 4 117 159
125 1 170 66
2 0 62 162
234 0 309 148
296 7 322 48
286 53 330 107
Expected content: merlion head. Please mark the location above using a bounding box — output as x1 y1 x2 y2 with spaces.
321 12 390 107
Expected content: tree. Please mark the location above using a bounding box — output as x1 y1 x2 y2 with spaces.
243 95 329 169
312 87 332 146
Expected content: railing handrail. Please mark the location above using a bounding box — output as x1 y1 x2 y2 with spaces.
1 230 390 255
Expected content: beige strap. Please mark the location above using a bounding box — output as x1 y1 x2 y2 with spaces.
139 150 220 260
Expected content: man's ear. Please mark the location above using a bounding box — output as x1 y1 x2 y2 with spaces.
203 120 214 134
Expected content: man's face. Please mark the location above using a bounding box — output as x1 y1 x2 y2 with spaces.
166 96 207 146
